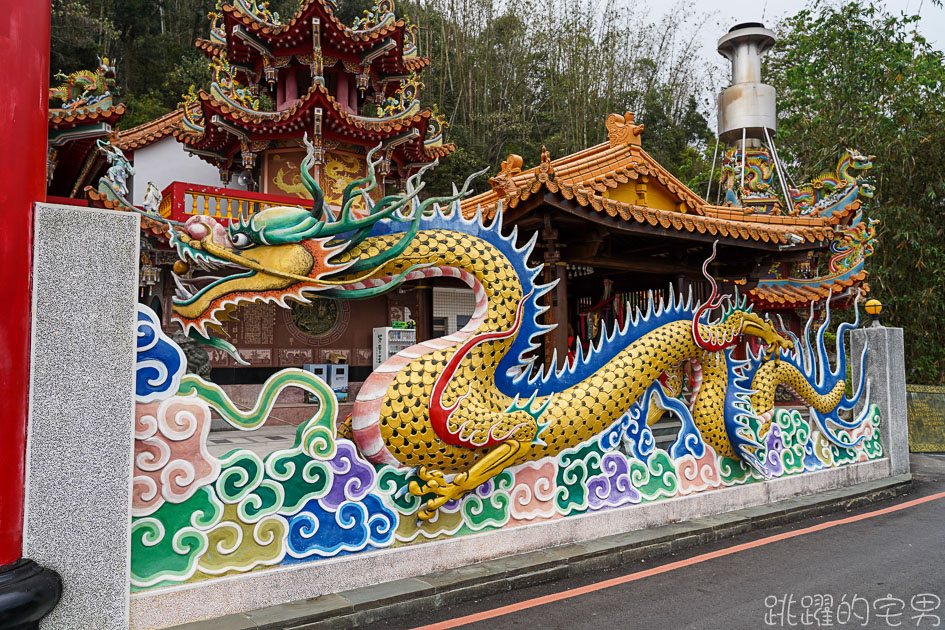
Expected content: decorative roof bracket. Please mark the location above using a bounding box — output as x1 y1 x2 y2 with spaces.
361 38 396 66
48 123 113 148
210 114 250 142
382 127 419 150
184 147 230 161
379 74 412 84
232 25 272 56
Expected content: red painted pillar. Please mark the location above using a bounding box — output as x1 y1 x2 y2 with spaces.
0 3 62 625
337 72 350 113
0 0 49 565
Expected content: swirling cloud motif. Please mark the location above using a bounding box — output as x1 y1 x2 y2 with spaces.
860 406 884 459
629 450 679 502
133 396 221 517
762 423 786 477
135 305 185 403
801 436 828 472
284 495 396 560
130 486 224 589
586 452 642 510
320 441 377 510
718 455 757 485
461 472 514 531
555 441 606 515
197 504 287 575
676 448 722 495
508 460 558 524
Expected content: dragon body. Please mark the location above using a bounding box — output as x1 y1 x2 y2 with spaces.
165 140 872 519
789 149 874 216
49 56 116 110
718 147 874 218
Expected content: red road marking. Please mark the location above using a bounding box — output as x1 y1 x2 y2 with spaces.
414 489 945 630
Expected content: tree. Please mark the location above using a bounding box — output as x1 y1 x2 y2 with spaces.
404 0 718 193
51 0 212 127
768 1 945 383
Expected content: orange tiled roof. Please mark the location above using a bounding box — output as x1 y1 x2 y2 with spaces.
404 57 432 72
460 113 851 246
424 143 455 159
195 83 432 134
748 270 869 308
113 106 192 150
223 0 405 42
48 103 126 127
195 38 225 56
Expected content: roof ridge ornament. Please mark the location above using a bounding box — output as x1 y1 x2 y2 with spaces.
232 0 282 26
606 112 643 148
536 146 554 182
488 154 523 199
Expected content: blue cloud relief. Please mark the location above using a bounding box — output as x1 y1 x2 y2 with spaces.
283 495 397 561
135 304 185 403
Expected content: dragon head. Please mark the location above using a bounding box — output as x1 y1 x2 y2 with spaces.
166 135 485 361
846 148 874 171
738 311 794 359
169 210 353 339
694 243 794 358
858 182 876 198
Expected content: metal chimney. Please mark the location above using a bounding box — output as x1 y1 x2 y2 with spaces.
716 22 777 145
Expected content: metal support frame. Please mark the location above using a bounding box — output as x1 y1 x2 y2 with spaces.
763 126 795 214
740 127 747 194
706 135 720 201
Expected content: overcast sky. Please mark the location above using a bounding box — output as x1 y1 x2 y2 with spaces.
694 0 945 59
678 0 944 128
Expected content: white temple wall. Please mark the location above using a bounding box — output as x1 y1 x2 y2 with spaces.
130 137 247 205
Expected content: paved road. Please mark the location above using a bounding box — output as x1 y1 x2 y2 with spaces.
367 455 945 630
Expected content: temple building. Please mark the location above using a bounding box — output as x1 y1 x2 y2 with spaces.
458 111 874 368
67 0 453 407
111 0 450 209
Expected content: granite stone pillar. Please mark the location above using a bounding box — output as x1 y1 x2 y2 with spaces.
24 204 140 629
851 325 909 476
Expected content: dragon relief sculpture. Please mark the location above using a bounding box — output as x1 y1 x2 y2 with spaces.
160 138 873 520
789 149 875 216
720 146 776 204
49 56 116 110
378 75 423 118
829 218 879 273
719 147 873 218
209 55 259 112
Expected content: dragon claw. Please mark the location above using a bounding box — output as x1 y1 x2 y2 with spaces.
407 466 457 516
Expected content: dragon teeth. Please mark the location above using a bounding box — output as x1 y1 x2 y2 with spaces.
171 273 194 300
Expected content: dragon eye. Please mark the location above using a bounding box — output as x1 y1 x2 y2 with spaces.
231 232 253 249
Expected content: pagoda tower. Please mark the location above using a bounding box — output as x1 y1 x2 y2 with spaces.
178 0 452 215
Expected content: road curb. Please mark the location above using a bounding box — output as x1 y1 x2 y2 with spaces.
168 474 912 630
